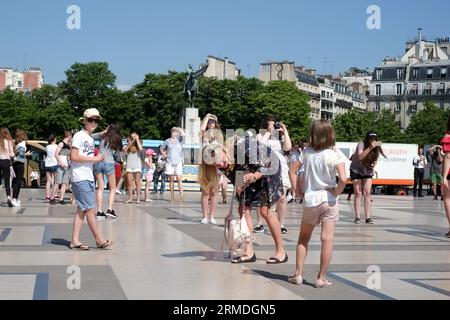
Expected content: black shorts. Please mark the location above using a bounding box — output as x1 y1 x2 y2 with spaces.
350 170 373 181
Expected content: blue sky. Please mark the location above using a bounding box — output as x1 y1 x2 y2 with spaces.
1 0 449 88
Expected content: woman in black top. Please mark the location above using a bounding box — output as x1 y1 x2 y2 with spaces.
213 135 288 264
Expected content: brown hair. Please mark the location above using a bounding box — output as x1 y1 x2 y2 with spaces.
309 120 336 151
48 134 57 144
15 129 28 145
0 127 13 153
361 132 386 168
104 124 123 152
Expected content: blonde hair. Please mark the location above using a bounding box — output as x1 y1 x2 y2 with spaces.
309 120 336 151
0 127 13 153
198 136 236 188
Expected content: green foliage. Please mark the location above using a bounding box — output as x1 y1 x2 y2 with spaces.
333 109 403 143
3 61 446 147
405 101 449 146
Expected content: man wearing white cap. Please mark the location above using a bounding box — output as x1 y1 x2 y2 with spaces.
69 108 113 250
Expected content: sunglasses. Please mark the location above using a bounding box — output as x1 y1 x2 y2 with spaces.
86 117 100 124
208 120 216 125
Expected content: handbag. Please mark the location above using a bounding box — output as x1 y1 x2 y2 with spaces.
113 151 125 164
222 188 255 259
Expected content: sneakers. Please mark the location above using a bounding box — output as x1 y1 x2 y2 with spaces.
96 212 107 220
253 224 265 233
11 199 21 207
281 226 288 234
365 218 374 224
354 218 361 224
7 197 13 208
105 209 118 219
210 218 217 225
59 200 66 205
201 218 208 224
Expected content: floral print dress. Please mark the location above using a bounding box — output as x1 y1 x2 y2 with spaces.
220 137 283 208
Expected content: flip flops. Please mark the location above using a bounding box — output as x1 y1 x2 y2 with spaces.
231 254 256 264
96 240 113 250
70 243 89 251
266 254 288 264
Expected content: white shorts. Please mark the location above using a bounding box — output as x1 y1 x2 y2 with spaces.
126 168 142 173
165 162 183 176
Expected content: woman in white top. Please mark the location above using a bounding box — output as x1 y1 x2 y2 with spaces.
45 134 59 203
255 117 292 234
288 120 347 288
198 114 223 225
0 128 15 207
124 133 143 204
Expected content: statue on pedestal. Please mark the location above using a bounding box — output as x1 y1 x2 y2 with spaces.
184 62 209 108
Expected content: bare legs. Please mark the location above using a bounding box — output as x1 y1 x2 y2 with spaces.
71 207 107 247
290 220 336 285
201 183 219 221
353 178 372 220
169 175 184 202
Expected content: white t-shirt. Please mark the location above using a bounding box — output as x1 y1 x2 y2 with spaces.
45 144 58 167
70 130 95 182
300 147 345 208
412 155 427 169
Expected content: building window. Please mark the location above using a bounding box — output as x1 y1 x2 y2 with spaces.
375 101 381 112
395 100 401 112
375 69 383 80
424 84 432 95
440 100 445 108
427 68 433 79
413 68 419 79
397 68 404 79
376 84 381 95
321 90 325 98
396 84 402 95
441 67 448 79
438 83 445 95
410 105 417 113
17 81 22 87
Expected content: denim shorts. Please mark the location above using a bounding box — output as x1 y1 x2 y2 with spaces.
57 167 70 184
93 161 115 176
72 180 95 211
45 165 59 173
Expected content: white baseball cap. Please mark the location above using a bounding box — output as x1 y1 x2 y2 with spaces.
81 108 102 120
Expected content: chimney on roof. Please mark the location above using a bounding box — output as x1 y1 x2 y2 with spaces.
296 66 305 72
306 69 316 75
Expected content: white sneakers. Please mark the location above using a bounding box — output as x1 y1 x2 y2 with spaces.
11 199 21 207
201 217 218 225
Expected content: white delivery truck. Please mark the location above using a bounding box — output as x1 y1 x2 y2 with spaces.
336 142 419 196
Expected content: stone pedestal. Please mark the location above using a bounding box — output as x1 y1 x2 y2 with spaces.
181 108 201 145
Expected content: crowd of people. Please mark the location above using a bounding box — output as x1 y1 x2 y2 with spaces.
1 107 450 287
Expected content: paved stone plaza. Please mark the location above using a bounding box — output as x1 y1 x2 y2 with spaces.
0 188 449 300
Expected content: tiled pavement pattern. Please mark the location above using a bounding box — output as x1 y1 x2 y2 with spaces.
0 188 449 300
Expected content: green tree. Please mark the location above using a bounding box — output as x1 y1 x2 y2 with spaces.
405 101 449 146
333 110 376 142
373 110 404 143
58 62 117 116
0 89 38 138
250 81 311 140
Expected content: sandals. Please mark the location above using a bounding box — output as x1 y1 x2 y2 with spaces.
96 240 113 250
315 279 333 288
70 243 89 251
231 254 256 264
288 275 303 285
266 254 288 264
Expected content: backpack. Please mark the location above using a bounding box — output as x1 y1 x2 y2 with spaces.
222 189 255 259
